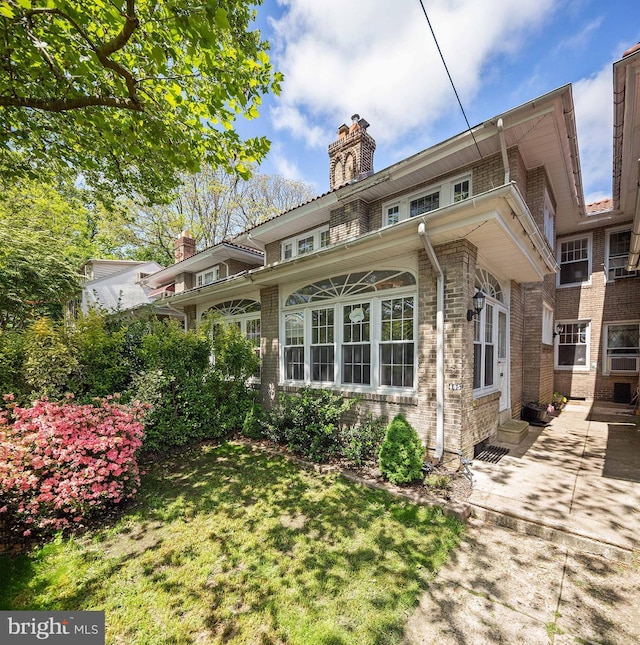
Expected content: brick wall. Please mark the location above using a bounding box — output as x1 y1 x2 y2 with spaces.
329 199 370 243
555 222 640 401
223 259 259 277
174 271 194 293
183 304 197 330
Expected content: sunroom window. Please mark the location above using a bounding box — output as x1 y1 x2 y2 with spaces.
282 270 416 392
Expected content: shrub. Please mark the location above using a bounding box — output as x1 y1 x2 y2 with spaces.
242 403 265 440
129 317 258 452
0 396 145 539
69 309 129 399
340 414 387 466
263 388 357 462
23 318 77 400
378 414 425 485
0 330 27 403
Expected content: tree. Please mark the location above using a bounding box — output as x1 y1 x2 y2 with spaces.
0 226 80 329
0 0 282 203
115 164 315 263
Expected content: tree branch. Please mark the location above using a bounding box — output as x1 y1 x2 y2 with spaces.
0 96 143 112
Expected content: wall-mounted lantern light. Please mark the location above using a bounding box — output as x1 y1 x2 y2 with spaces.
553 323 564 338
467 289 486 322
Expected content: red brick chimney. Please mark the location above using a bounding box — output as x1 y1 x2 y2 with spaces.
174 230 196 263
328 114 375 190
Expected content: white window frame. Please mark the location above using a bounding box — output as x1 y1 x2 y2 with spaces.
605 226 637 282
542 303 554 346
602 321 640 375
555 320 590 371
280 287 417 394
473 299 500 397
557 233 592 288
196 265 219 287
281 225 330 261
382 173 472 226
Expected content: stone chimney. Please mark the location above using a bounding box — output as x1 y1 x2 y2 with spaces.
174 230 196 263
328 114 376 190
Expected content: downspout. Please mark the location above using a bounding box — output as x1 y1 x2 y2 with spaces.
418 222 445 461
497 118 510 184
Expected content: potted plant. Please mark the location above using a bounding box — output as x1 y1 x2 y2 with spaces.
552 392 568 411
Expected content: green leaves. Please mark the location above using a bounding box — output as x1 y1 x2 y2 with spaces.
0 0 280 204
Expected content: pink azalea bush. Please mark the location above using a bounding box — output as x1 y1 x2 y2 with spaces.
0 394 146 537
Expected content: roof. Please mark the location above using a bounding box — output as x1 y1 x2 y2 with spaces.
233 85 584 245
145 241 264 288
585 198 614 215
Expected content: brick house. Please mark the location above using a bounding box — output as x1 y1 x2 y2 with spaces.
144 45 640 459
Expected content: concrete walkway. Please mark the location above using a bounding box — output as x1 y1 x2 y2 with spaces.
404 401 640 645
469 401 640 558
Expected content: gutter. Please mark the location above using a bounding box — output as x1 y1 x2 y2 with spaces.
627 159 640 271
418 222 445 461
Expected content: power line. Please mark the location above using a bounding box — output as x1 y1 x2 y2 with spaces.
416 0 483 159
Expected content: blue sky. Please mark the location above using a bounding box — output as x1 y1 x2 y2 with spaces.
238 0 640 204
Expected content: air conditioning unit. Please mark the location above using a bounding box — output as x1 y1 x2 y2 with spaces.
608 355 638 372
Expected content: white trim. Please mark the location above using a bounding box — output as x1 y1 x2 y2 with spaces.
281 225 330 260
196 265 219 287
602 320 640 375
557 233 592 288
555 319 591 371
280 280 418 395
382 173 472 227
605 225 638 283
542 303 554 346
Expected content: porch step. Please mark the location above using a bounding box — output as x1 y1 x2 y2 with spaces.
496 419 529 444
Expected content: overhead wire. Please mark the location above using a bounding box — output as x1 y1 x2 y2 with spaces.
416 0 483 159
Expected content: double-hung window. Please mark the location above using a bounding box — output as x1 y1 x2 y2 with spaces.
604 323 639 373
281 225 330 260
606 228 636 281
383 174 472 226
555 321 590 370
282 270 416 392
284 312 305 380
342 303 371 385
557 235 591 286
196 266 219 287
311 308 334 382
474 303 496 391
380 297 414 387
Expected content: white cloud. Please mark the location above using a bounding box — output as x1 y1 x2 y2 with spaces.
573 62 614 202
269 0 558 148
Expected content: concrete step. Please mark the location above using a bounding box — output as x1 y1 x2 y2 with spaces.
470 496 636 563
496 419 529 444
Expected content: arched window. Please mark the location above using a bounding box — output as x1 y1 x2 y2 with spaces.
206 299 261 371
475 268 504 302
283 270 417 391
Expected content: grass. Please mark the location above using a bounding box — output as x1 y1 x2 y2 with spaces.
0 441 463 645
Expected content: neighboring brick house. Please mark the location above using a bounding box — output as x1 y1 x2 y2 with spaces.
145 44 640 459
553 44 640 405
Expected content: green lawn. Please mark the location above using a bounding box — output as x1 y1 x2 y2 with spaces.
0 442 463 644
